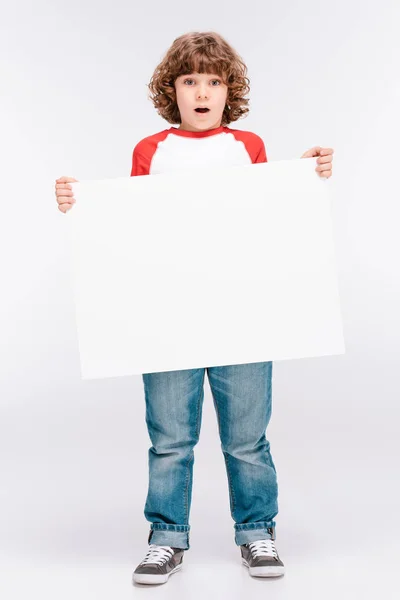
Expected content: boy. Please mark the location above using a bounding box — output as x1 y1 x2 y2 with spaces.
55 31 333 585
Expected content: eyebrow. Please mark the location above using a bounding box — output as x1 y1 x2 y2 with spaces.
181 74 221 78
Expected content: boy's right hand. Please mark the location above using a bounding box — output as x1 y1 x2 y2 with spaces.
55 176 78 213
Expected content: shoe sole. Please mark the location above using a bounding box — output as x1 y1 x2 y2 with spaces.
132 562 182 585
242 558 285 577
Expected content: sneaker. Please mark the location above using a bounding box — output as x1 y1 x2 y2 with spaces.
132 544 184 585
241 538 285 577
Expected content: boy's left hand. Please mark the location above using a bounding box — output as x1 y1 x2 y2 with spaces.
301 147 334 178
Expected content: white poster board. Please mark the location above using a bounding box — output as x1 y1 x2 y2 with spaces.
67 158 345 379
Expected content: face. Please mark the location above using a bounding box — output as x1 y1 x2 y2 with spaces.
174 72 228 132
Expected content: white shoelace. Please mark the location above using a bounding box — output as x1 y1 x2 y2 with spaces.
248 539 278 558
141 544 174 566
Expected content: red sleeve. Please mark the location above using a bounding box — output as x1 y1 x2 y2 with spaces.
130 131 169 176
230 130 268 164
130 148 150 176
254 139 268 163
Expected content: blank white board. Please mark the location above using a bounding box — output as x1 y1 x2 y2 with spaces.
67 158 345 379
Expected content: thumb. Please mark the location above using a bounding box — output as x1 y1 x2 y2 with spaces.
56 176 79 183
301 146 322 159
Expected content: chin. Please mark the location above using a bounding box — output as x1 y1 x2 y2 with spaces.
192 118 220 128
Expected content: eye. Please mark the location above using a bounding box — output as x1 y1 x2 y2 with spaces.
182 78 222 86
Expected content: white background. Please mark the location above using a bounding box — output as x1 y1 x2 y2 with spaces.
1 1 399 598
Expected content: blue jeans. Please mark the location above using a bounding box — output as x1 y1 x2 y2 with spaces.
142 361 278 550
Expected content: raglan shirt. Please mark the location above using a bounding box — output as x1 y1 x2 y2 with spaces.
130 125 267 176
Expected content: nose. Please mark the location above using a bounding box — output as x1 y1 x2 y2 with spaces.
197 83 208 100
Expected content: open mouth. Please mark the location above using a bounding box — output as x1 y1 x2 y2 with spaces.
194 107 210 113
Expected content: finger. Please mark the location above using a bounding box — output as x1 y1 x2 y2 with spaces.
56 187 74 196
56 193 75 203
55 188 74 197
315 162 332 172
316 155 333 164
316 168 332 178
56 176 78 183
319 148 334 156
303 147 321 158
55 183 73 192
57 196 76 205
58 203 72 213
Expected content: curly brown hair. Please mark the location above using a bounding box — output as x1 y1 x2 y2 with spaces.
147 31 250 127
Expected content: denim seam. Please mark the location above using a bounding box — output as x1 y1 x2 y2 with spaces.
151 524 190 532
263 362 278 511
223 451 236 514
184 369 205 525
235 521 274 531
208 370 236 514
